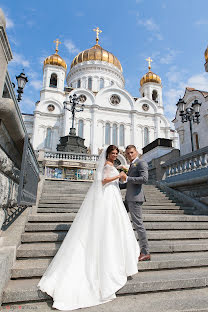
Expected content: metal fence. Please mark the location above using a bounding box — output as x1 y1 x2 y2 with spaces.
17 135 40 205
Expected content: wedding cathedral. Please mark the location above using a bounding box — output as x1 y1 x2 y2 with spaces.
23 28 178 155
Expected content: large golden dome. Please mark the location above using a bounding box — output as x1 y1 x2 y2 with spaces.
70 43 122 72
44 39 67 70
140 57 161 87
205 46 208 62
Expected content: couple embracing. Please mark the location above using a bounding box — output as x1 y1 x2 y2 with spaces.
37 144 150 311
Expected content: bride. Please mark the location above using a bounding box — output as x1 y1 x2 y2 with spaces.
37 145 140 311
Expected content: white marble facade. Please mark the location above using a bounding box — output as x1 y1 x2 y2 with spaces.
23 41 178 155
173 87 208 156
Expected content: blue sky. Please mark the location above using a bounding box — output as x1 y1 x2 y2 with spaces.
1 0 208 124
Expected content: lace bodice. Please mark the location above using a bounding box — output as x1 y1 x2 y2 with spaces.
103 164 119 186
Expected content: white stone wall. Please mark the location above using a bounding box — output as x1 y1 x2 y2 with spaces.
174 89 208 155
66 61 125 92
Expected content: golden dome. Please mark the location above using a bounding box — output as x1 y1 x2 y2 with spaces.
70 43 122 72
44 39 67 70
140 57 161 87
140 71 161 87
205 46 208 62
44 54 67 69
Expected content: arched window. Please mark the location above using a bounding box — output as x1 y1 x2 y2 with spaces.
78 120 84 138
112 123 118 145
110 81 114 86
119 124 124 146
144 127 149 147
88 77 92 90
105 123 110 145
193 133 199 150
100 78 104 89
77 79 81 88
49 73 57 88
45 128 52 148
152 90 158 103
142 92 145 97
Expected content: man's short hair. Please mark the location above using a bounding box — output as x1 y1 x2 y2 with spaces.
125 145 137 151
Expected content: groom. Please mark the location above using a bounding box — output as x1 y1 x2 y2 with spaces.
119 145 151 261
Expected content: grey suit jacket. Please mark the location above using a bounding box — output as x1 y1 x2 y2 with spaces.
120 158 148 202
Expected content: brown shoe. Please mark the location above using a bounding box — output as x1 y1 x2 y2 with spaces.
139 253 151 261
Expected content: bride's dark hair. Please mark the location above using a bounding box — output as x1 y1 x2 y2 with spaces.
106 145 119 159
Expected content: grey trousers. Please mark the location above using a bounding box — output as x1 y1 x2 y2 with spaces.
127 201 149 255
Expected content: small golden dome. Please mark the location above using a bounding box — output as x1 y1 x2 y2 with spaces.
140 57 161 87
70 43 122 72
205 46 208 62
44 54 67 69
140 71 161 87
44 39 67 70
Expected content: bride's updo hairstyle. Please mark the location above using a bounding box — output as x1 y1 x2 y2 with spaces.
106 145 119 159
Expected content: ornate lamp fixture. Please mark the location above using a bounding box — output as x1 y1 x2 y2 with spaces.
16 71 28 102
63 94 85 135
176 98 201 151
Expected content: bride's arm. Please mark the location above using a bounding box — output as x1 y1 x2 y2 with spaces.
102 164 121 185
102 174 121 185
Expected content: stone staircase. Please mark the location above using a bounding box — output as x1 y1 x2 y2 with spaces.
2 179 208 311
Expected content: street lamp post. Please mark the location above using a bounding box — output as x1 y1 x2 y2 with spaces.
16 71 28 102
63 94 85 136
176 98 201 152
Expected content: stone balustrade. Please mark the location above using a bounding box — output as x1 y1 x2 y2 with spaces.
44 151 99 162
162 146 208 181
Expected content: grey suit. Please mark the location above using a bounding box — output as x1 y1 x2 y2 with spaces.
120 158 149 255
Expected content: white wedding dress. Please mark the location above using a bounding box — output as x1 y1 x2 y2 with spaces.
37 149 140 311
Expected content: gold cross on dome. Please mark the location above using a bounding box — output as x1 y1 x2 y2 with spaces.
93 27 102 44
146 57 153 71
54 38 61 54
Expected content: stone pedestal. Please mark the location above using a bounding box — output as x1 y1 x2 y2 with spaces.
57 128 87 153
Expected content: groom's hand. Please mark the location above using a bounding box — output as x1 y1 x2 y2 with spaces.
119 171 127 182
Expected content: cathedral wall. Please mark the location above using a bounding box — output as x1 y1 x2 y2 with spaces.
66 62 124 92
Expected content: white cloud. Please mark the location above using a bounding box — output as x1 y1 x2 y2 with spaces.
138 18 159 31
64 39 80 54
137 17 163 41
186 73 208 91
5 15 14 28
163 71 208 123
160 49 180 65
75 12 85 17
195 19 208 25
30 80 42 90
11 52 30 68
19 96 35 113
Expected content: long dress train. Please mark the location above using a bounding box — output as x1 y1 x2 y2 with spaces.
37 161 140 311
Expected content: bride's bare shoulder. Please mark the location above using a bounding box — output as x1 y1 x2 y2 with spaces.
104 161 113 167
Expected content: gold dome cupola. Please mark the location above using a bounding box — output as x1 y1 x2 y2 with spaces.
140 57 161 87
70 27 122 72
44 39 67 70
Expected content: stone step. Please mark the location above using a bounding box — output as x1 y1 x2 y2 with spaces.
36 207 191 214
16 239 208 259
11 252 208 278
38 199 176 205
28 213 208 223
24 221 208 232
40 195 172 201
21 230 208 243
3 267 208 303
3 287 208 312
37 202 184 209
